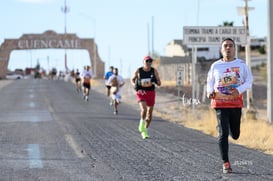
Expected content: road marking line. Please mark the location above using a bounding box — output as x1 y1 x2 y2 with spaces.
47 104 54 113
29 102 35 108
27 144 43 168
65 134 85 158
43 96 54 113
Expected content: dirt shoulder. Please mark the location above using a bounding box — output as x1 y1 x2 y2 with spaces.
0 80 13 90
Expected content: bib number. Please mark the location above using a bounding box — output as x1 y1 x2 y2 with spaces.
140 78 152 87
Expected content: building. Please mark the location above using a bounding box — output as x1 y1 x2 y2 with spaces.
165 39 220 60
159 39 217 86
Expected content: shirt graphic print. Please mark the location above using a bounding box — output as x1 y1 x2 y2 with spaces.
217 67 240 95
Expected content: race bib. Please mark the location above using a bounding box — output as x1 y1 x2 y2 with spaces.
140 78 152 87
83 75 91 84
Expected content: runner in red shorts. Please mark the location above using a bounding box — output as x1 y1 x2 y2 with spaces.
131 55 161 139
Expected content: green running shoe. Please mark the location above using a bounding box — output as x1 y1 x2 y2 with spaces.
141 128 149 139
138 120 145 132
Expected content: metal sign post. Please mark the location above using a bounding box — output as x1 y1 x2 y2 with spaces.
192 46 197 110
176 67 184 106
267 0 273 123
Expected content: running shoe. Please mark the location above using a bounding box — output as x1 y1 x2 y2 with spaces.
138 120 145 132
113 110 118 115
85 96 89 102
223 162 232 174
141 128 149 139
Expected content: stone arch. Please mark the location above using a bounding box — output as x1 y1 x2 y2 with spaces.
0 30 104 79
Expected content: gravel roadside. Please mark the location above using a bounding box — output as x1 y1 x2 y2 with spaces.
0 80 13 90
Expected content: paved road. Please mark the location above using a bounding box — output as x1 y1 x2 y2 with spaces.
0 79 273 181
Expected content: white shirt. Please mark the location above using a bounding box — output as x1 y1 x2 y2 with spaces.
206 58 253 95
107 74 124 88
82 70 93 79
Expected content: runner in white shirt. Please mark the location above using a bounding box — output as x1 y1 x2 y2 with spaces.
82 65 93 101
107 68 125 114
206 38 253 174
75 69 82 93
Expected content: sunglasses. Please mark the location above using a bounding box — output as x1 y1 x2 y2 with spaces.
145 59 153 63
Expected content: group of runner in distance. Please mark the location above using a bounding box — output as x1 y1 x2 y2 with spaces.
74 56 161 141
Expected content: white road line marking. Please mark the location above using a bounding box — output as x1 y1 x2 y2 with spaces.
65 134 85 158
27 144 43 169
29 102 35 108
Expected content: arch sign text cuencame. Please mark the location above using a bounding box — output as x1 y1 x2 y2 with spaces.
0 30 105 79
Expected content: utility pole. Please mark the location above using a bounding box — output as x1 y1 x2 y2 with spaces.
267 0 273 123
78 13 96 77
93 20 97 78
61 0 69 72
243 0 253 110
151 16 154 57
147 23 150 55
47 56 49 75
237 0 256 118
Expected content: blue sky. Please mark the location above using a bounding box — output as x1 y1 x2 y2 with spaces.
0 0 267 78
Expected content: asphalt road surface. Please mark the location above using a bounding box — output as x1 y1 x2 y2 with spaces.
0 79 273 181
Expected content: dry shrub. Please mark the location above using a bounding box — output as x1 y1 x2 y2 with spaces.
91 79 99 86
232 119 273 155
182 108 273 155
182 108 218 137
161 80 176 86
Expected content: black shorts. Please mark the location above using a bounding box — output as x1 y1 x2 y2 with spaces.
75 78 81 82
106 85 111 90
83 83 91 89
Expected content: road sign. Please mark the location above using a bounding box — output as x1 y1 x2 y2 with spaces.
176 67 184 86
183 26 247 45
